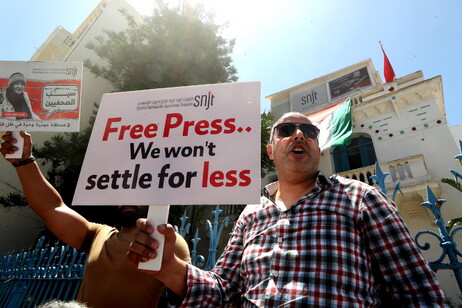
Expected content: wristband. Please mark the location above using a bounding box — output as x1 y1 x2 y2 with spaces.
12 156 36 167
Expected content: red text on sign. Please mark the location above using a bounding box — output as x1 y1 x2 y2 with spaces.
201 161 251 187
101 113 236 141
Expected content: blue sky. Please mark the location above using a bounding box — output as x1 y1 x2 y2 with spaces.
2 0 461 125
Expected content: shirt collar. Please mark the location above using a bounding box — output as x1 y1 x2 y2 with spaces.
262 171 332 199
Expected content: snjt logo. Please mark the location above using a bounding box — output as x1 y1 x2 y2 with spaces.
194 91 215 110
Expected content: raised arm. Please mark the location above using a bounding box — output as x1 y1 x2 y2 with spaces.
1 131 92 250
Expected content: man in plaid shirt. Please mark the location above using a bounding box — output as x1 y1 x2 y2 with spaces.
128 112 448 307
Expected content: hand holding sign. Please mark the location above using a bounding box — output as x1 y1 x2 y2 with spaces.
5 131 24 159
138 205 170 271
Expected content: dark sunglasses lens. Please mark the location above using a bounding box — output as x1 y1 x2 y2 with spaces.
277 123 296 137
276 123 318 139
300 124 319 139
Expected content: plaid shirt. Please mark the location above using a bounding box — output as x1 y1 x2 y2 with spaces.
180 173 448 307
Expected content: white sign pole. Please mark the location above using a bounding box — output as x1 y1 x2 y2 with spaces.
138 205 170 271
5 131 23 159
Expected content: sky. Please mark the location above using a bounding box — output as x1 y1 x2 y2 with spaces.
1 0 461 125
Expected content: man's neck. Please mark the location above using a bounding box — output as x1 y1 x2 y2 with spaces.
275 175 317 209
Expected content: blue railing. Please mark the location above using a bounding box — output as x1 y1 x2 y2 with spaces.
372 159 462 294
175 205 231 270
415 186 462 291
0 237 86 307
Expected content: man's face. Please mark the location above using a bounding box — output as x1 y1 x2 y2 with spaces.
267 114 321 180
116 206 148 227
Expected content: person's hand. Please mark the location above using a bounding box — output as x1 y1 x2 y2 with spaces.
127 219 178 276
0 131 32 163
128 218 189 296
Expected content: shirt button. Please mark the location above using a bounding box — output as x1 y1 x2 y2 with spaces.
272 271 279 277
280 213 287 218
277 238 283 243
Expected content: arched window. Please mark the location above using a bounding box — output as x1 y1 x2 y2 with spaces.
332 135 377 173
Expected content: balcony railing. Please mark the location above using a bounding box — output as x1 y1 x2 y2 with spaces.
337 154 431 191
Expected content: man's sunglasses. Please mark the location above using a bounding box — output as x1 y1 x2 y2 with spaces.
274 123 320 139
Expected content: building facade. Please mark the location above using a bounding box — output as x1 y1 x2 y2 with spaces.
266 59 462 302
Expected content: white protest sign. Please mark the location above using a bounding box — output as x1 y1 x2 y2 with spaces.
73 81 261 206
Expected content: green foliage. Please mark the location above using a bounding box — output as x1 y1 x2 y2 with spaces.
441 143 462 193
261 111 275 178
33 106 96 204
84 0 237 92
441 178 462 193
447 217 462 233
441 141 462 235
34 130 92 205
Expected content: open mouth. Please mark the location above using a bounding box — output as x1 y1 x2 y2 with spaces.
290 143 306 155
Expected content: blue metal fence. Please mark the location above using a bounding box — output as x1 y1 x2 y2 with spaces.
175 205 232 270
0 236 86 307
372 160 462 295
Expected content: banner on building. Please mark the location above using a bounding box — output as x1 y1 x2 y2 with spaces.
328 67 372 99
0 61 82 132
72 81 261 206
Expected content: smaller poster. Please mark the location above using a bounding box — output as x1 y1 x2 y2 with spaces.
0 61 82 132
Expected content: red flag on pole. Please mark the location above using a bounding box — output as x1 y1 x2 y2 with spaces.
380 42 396 83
